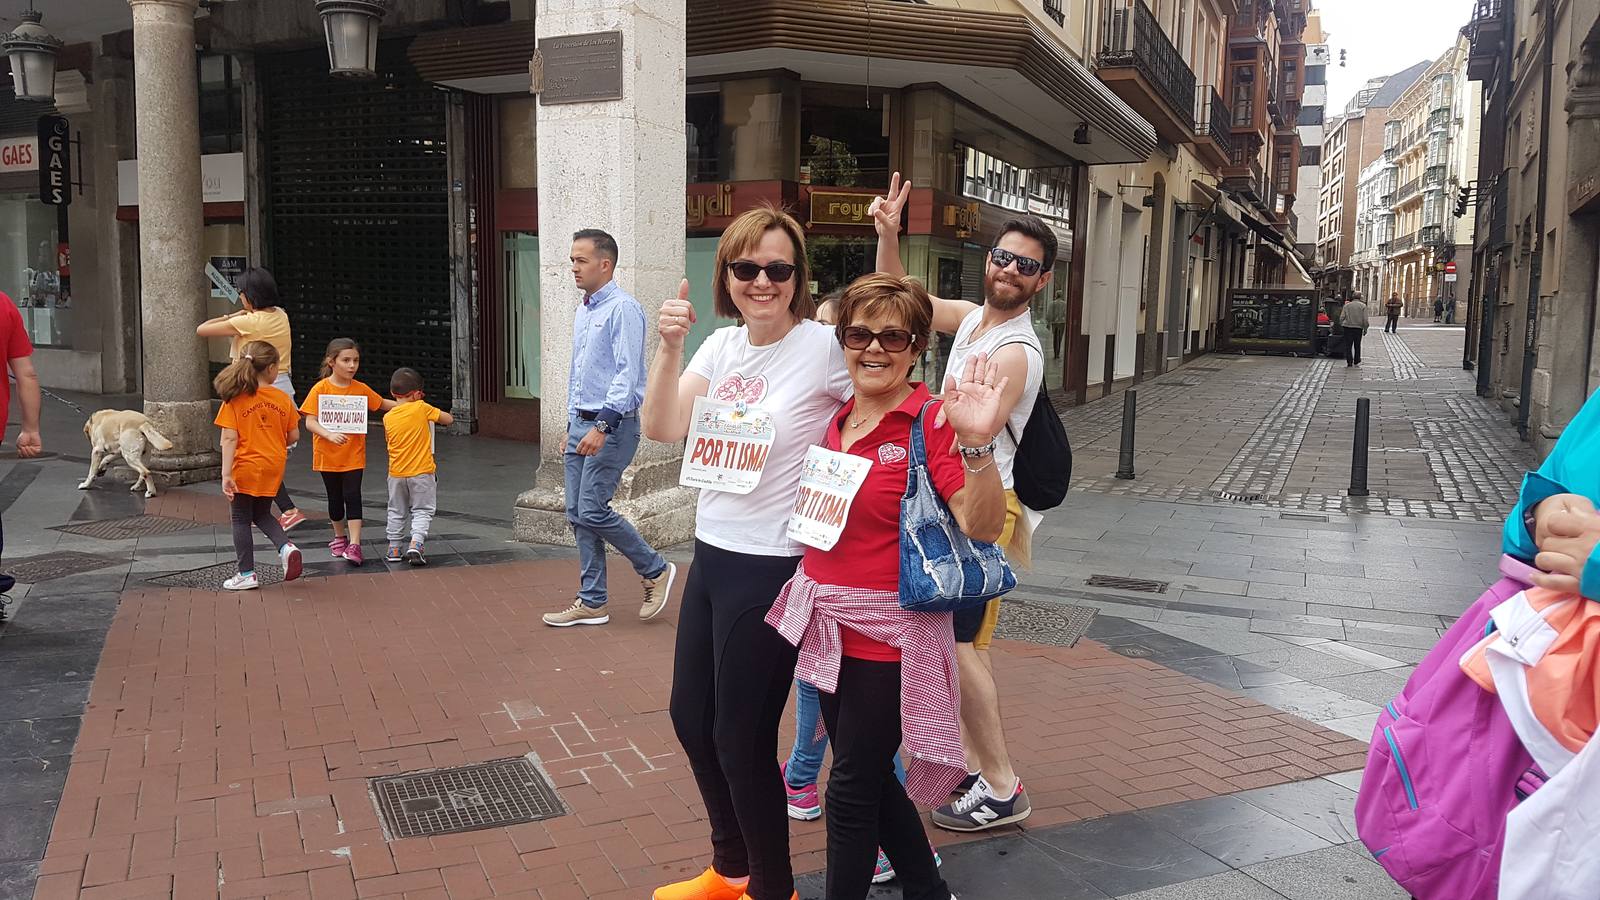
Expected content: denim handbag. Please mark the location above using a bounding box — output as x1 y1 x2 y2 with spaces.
898 400 1017 613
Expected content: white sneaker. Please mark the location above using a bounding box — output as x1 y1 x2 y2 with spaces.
279 543 303 582
640 562 677 621
223 572 259 591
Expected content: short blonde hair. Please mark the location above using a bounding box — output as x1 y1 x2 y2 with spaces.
834 273 933 358
712 203 815 321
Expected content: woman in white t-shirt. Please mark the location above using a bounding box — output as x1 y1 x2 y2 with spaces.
642 206 850 900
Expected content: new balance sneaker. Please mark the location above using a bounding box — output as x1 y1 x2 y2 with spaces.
952 771 981 796
542 599 609 628
651 867 748 900
342 543 364 566
385 544 403 564
870 843 942 884
328 536 349 558
932 778 1031 832
405 539 426 567
278 509 307 532
222 572 259 591
640 561 677 620
279 543 303 583
781 763 820 821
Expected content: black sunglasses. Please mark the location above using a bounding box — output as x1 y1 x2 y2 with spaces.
989 247 1044 277
840 326 915 353
725 261 798 283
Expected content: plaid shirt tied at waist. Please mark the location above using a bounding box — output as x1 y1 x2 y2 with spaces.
765 566 967 806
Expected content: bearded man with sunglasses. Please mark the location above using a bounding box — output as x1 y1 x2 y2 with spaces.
872 173 1048 833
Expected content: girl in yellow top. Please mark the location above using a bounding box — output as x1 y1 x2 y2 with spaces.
299 338 394 566
213 341 303 592
196 267 307 533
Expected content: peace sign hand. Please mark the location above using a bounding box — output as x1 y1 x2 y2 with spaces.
868 171 912 238
940 352 1010 448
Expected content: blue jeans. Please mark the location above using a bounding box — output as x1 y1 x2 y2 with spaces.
564 414 666 608
785 679 907 787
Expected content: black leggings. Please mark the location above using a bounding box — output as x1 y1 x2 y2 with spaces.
231 493 288 574
819 658 949 900
320 470 364 522
669 541 802 900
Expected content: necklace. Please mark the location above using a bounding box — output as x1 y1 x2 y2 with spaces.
847 387 912 429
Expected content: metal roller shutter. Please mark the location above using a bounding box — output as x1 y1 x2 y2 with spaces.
259 43 451 396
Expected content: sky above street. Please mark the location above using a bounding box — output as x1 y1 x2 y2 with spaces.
1321 0 1477 114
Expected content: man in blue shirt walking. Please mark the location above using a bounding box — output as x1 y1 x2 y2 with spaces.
543 229 677 627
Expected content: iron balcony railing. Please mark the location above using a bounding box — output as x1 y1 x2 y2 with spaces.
1195 84 1233 157
1428 108 1451 132
1100 0 1197 132
1389 232 1418 253
1043 0 1066 25
1395 177 1421 202
1423 164 1447 188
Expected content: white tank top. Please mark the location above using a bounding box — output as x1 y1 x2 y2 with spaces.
941 308 1043 490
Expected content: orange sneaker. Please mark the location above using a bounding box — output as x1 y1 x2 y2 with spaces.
739 894 799 900
652 868 748 900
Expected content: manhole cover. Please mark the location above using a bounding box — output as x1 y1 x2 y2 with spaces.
372 758 565 838
1215 491 1265 503
5 551 122 583
54 515 206 541
145 562 284 590
995 600 1097 648
1085 574 1169 594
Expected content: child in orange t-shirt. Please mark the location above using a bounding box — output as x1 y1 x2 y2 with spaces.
382 367 453 566
214 341 303 591
300 339 393 566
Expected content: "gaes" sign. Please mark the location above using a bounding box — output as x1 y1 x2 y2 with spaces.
38 115 69 207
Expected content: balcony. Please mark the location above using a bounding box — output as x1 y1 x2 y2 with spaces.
1465 0 1505 80
1423 164 1447 188
1389 232 1419 254
1193 84 1233 168
1223 153 1267 203
1043 0 1065 25
1097 0 1197 143
1395 177 1421 203
1421 224 1446 246
1428 108 1451 132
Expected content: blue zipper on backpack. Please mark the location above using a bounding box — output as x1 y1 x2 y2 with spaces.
1383 726 1419 810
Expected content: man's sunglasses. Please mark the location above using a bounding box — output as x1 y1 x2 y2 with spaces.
840 326 916 353
989 247 1044 277
725 261 797 283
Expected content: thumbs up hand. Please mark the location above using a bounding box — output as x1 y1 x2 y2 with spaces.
659 279 696 351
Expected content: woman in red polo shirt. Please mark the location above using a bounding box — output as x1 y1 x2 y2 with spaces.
766 273 1007 900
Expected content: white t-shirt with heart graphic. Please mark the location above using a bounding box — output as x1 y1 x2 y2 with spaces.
685 319 852 556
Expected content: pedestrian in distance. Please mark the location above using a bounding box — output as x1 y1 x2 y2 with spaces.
382 367 452 566
299 338 394 567
213 341 303 591
1341 293 1370 367
0 289 42 608
543 229 677 627
1385 293 1402 333
196 268 307 532
643 204 851 900
1434 296 1446 323
765 273 1007 900
874 172 1044 832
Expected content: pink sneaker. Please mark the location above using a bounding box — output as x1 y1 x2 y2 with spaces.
781 763 820 821
328 536 349 557
342 543 364 566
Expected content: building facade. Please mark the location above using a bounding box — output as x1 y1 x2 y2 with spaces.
1379 39 1480 320
1294 12 1328 263
1351 155 1395 299
1463 0 1600 451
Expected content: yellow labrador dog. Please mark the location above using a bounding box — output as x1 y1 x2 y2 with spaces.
79 410 175 498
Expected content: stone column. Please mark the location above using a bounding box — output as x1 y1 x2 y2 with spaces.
513 0 695 547
129 0 220 483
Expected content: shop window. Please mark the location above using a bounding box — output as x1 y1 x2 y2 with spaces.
1 197 66 347
686 90 723 183
800 86 890 187
198 53 243 155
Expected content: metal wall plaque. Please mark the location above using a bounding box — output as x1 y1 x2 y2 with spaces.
533 31 623 105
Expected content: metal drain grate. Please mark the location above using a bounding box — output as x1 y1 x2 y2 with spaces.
146 562 284 590
6 551 122 583
1215 491 1265 503
1085 574 1170 594
994 600 1097 648
1280 512 1330 523
54 515 206 541
372 758 565 838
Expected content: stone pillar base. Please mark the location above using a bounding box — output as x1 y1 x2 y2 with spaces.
143 398 222 487
513 456 697 549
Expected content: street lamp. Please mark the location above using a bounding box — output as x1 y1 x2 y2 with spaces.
315 0 393 78
2 5 62 103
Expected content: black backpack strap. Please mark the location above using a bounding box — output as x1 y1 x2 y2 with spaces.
990 338 1042 446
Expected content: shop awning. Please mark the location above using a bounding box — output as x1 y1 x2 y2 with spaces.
686 0 1158 165
1191 180 1250 231
1232 191 1314 284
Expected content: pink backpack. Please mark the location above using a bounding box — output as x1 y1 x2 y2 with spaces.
1354 555 1545 899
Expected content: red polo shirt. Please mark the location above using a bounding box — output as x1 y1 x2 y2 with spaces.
803 383 967 661
1 293 32 434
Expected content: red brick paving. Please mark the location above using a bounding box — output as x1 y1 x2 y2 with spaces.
34 556 1368 899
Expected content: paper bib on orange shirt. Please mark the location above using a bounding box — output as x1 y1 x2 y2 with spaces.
318 394 369 435
786 445 871 551
679 395 776 495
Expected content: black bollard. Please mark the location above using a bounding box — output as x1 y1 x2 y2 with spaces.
1115 390 1137 480
1349 397 1370 497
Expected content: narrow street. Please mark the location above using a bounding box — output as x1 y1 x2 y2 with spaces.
0 322 1533 900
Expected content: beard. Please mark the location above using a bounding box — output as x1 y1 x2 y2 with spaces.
984 271 1036 312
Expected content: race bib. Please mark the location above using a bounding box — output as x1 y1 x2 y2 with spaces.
679 395 776 495
786 445 871 551
317 394 369 435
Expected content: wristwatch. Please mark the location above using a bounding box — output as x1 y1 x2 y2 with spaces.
593 419 615 435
